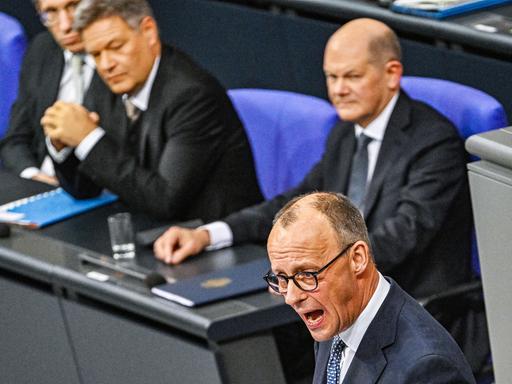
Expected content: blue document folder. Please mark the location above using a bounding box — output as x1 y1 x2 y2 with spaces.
391 0 512 19
151 258 270 307
0 188 118 228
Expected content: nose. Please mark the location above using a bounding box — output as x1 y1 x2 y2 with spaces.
284 281 307 307
98 51 115 73
330 77 348 96
57 9 73 32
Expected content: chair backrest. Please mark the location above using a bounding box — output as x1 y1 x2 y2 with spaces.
228 89 339 199
401 76 508 276
0 12 27 138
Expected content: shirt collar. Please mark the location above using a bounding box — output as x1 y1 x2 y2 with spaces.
63 50 95 69
354 93 399 142
122 55 161 112
338 273 390 353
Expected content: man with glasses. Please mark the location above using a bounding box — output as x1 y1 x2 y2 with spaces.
266 192 475 383
0 0 111 185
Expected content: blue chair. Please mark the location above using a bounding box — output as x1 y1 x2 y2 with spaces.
402 76 507 380
228 89 339 199
0 12 27 138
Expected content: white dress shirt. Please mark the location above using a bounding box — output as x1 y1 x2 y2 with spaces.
336 273 390 382
21 50 95 179
203 93 399 250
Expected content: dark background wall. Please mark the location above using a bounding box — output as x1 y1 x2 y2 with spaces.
2 0 511 119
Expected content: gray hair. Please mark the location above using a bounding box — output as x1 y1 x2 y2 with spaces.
273 192 372 252
74 0 154 31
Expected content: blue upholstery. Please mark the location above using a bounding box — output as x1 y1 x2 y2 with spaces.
401 76 508 160
0 12 27 138
228 89 339 199
401 76 508 276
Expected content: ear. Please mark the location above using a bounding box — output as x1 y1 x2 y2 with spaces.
350 241 370 277
139 16 159 48
385 60 403 91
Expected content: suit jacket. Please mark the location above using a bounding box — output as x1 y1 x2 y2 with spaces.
312 279 475 383
53 45 263 222
0 32 109 174
224 92 472 298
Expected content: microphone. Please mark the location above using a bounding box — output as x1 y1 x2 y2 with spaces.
0 223 11 238
144 271 167 288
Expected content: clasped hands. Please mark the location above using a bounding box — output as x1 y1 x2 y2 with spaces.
41 101 100 150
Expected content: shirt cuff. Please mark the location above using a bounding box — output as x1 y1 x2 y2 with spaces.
75 127 106 161
20 167 40 179
201 221 233 250
46 136 73 163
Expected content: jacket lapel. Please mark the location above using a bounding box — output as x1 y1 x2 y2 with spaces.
41 49 65 112
363 93 411 217
135 47 171 162
342 280 403 383
331 122 357 194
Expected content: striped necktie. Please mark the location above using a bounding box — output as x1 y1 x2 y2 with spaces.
326 336 346 384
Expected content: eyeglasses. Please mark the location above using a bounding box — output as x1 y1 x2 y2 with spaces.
263 241 356 294
39 0 80 26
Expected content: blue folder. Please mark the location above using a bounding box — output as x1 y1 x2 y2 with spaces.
151 258 270 307
0 188 118 228
391 0 512 19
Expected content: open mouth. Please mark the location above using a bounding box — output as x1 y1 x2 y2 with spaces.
304 309 325 328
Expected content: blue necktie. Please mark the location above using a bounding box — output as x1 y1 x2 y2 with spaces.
346 133 373 209
326 336 346 384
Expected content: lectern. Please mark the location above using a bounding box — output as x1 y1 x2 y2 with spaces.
466 127 512 384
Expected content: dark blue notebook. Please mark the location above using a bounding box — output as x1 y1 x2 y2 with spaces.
391 0 511 19
0 188 118 228
151 258 270 307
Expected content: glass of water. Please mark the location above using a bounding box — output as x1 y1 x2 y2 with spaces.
107 212 136 260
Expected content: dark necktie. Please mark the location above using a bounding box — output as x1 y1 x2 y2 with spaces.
326 336 346 384
346 133 373 209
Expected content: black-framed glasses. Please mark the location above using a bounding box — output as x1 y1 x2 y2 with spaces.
263 241 356 294
39 0 80 26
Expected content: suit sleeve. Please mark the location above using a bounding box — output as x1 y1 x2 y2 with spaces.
0 40 43 174
224 128 333 244
403 354 476 383
369 118 468 273
68 84 233 219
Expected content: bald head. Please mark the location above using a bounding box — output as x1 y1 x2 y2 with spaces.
326 18 401 66
273 192 371 251
323 18 403 127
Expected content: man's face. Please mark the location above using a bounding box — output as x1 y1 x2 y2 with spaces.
323 43 396 128
267 210 360 342
38 0 83 52
82 15 158 95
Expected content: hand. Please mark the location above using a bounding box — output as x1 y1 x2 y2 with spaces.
154 227 211 265
49 137 67 152
31 173 59 186
41 101 100 147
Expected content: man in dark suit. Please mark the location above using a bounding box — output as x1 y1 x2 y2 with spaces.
41 0 262 221
265 192 475 383
153 18 471 300
0 0 109 186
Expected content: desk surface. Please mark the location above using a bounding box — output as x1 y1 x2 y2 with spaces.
226 0 512 56
0 170 296 343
